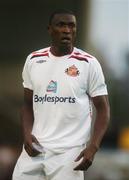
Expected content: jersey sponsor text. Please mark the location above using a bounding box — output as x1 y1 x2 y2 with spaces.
34 94 76 104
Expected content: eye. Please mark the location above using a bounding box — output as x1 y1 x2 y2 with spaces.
68 23 76 28
55 22 76 28
56 22 65 27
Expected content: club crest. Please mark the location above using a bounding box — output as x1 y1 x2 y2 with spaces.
65 65 80 77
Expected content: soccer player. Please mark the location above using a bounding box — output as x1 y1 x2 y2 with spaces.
12 9 110 180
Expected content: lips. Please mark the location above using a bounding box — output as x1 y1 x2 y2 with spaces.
61 37 71 43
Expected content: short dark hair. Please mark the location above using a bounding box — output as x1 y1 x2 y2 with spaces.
49 9 75 25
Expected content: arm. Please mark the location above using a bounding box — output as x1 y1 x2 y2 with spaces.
21 88 42 156
74 95 110 171
89 95 110 149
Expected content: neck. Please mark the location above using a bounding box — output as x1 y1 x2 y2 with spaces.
50 45 73 56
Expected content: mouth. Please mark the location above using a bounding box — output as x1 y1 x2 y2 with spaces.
61 37 71 43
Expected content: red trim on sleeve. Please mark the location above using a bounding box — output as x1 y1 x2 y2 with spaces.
31 52 49 59
68 55 89 62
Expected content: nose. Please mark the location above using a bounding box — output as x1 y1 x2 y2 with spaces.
62 25 71 33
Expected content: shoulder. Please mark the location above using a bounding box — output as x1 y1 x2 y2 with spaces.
24 47 50 68
72 47 96 63
27 47 50 60
73 48 104 75
75 48 102 68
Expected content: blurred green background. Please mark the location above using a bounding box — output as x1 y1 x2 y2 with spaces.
0 0 129 180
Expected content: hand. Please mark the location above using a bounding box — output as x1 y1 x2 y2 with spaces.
74 144 98 171
24 134 42 157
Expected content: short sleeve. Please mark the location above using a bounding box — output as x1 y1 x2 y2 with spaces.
87 58 108 97
22 55 33 90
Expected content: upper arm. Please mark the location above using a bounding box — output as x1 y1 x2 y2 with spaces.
20 88 34 121
24 88 33 106
92 95 110 115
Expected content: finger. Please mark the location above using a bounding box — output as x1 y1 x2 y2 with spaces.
24 144 32 156
31 151 40 157
74 158 86 170
26 147 40 157
25 143 40 157
32 135 40 145
74 163 89 171
74 151 84 162
74 159 92 171
32 146 42 155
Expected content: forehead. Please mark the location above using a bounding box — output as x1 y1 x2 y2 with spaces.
51 14 76 24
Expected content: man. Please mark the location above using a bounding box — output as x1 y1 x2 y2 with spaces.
12 9 110 180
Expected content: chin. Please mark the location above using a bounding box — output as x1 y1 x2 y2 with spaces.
60 42 72 48
60 44 72 53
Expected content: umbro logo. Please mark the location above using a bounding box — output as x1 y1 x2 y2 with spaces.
36 60 47 63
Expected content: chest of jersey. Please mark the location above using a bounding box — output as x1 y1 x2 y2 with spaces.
30 57 89 97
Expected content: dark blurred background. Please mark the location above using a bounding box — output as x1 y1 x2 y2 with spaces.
0 0 129 180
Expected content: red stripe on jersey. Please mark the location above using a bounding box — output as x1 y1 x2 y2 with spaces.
84 54 93 58
74 52 93 59
32 50 48 55
69 55 88 62
31 52 49 59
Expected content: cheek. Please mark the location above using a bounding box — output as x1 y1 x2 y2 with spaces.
71 29 76 35
73 30 76 36
51 32 61 42
52 29 60 35
51 31 57 37
72 32 76 40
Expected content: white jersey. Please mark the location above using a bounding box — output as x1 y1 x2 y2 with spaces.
22 47 108 152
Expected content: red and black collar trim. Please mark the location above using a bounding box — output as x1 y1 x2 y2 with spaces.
30 51 49 59
68 51 93 62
